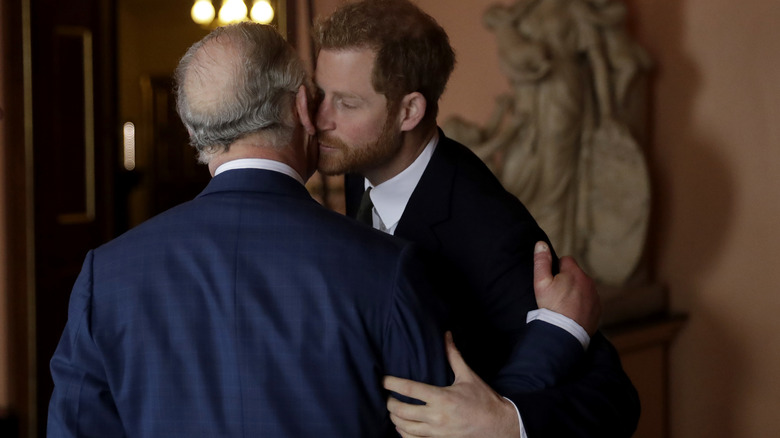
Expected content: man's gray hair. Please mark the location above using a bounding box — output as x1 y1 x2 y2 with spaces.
174 23 306 162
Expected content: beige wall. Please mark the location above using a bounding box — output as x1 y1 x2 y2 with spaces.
412 0 780 436
629 0 780 436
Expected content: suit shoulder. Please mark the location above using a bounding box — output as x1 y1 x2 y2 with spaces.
437 136 537 228
95 199 202 253
314 204 413 254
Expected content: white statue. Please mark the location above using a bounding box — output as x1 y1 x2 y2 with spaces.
444 0 652 287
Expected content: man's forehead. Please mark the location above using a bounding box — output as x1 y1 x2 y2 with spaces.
316 48 376 68
314 48 376 86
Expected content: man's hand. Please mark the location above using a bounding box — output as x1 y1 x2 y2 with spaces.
533 241 601 335
384 332 519 438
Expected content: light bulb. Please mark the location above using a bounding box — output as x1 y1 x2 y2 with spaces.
219 0 248 24
250 0 275 24
191 0 216 25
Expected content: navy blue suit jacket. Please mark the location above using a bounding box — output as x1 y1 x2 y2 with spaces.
48 168 451 437
346 131 640 437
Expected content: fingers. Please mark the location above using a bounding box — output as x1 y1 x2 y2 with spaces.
558 255 582 276
559 256 593 296
557 256 602 335
533 241 554 290
389 411 430 438
387 395 433 437
387 395 427 422
384 375 440 403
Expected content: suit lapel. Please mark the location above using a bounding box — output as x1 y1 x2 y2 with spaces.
344 173 365 218
394 130 457 252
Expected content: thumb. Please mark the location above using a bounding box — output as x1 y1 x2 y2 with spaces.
445 331 473 382
534 241 554 290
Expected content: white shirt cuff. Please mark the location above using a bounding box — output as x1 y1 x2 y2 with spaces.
503 396 528 438
526 308 590 350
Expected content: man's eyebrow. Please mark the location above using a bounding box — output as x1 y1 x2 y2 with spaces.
318 88 365 102
335 91 364 100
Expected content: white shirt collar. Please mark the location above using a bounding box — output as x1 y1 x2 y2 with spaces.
366 132 439 234
214 158 305 185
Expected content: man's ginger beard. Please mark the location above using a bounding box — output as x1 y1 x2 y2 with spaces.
317 111 402 177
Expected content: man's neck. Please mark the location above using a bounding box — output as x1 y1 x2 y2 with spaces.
208 131 307 180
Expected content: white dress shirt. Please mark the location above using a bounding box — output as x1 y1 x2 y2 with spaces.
364 134 437 234
214 158 305 185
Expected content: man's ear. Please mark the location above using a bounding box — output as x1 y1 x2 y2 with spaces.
398 92 427 132
296 85 316 136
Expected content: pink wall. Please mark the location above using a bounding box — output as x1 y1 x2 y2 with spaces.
411 0 780 436
629 0 780 436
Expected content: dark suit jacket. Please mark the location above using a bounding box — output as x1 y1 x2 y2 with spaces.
346 131 640 437
48 168 451 438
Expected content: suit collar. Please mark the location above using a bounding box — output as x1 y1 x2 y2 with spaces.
197 168 314 202
214 158 305 185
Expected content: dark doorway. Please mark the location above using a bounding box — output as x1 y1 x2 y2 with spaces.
28 0 119 436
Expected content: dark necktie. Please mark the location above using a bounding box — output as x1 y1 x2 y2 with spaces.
356 187 374 226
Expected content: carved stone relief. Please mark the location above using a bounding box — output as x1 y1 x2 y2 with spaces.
444 0 653 292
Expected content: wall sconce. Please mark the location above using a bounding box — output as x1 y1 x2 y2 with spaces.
191 0 276 27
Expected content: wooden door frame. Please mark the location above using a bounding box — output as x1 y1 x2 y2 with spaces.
2 0 36 435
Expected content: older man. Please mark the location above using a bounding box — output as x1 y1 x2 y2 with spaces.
46 22 451 437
